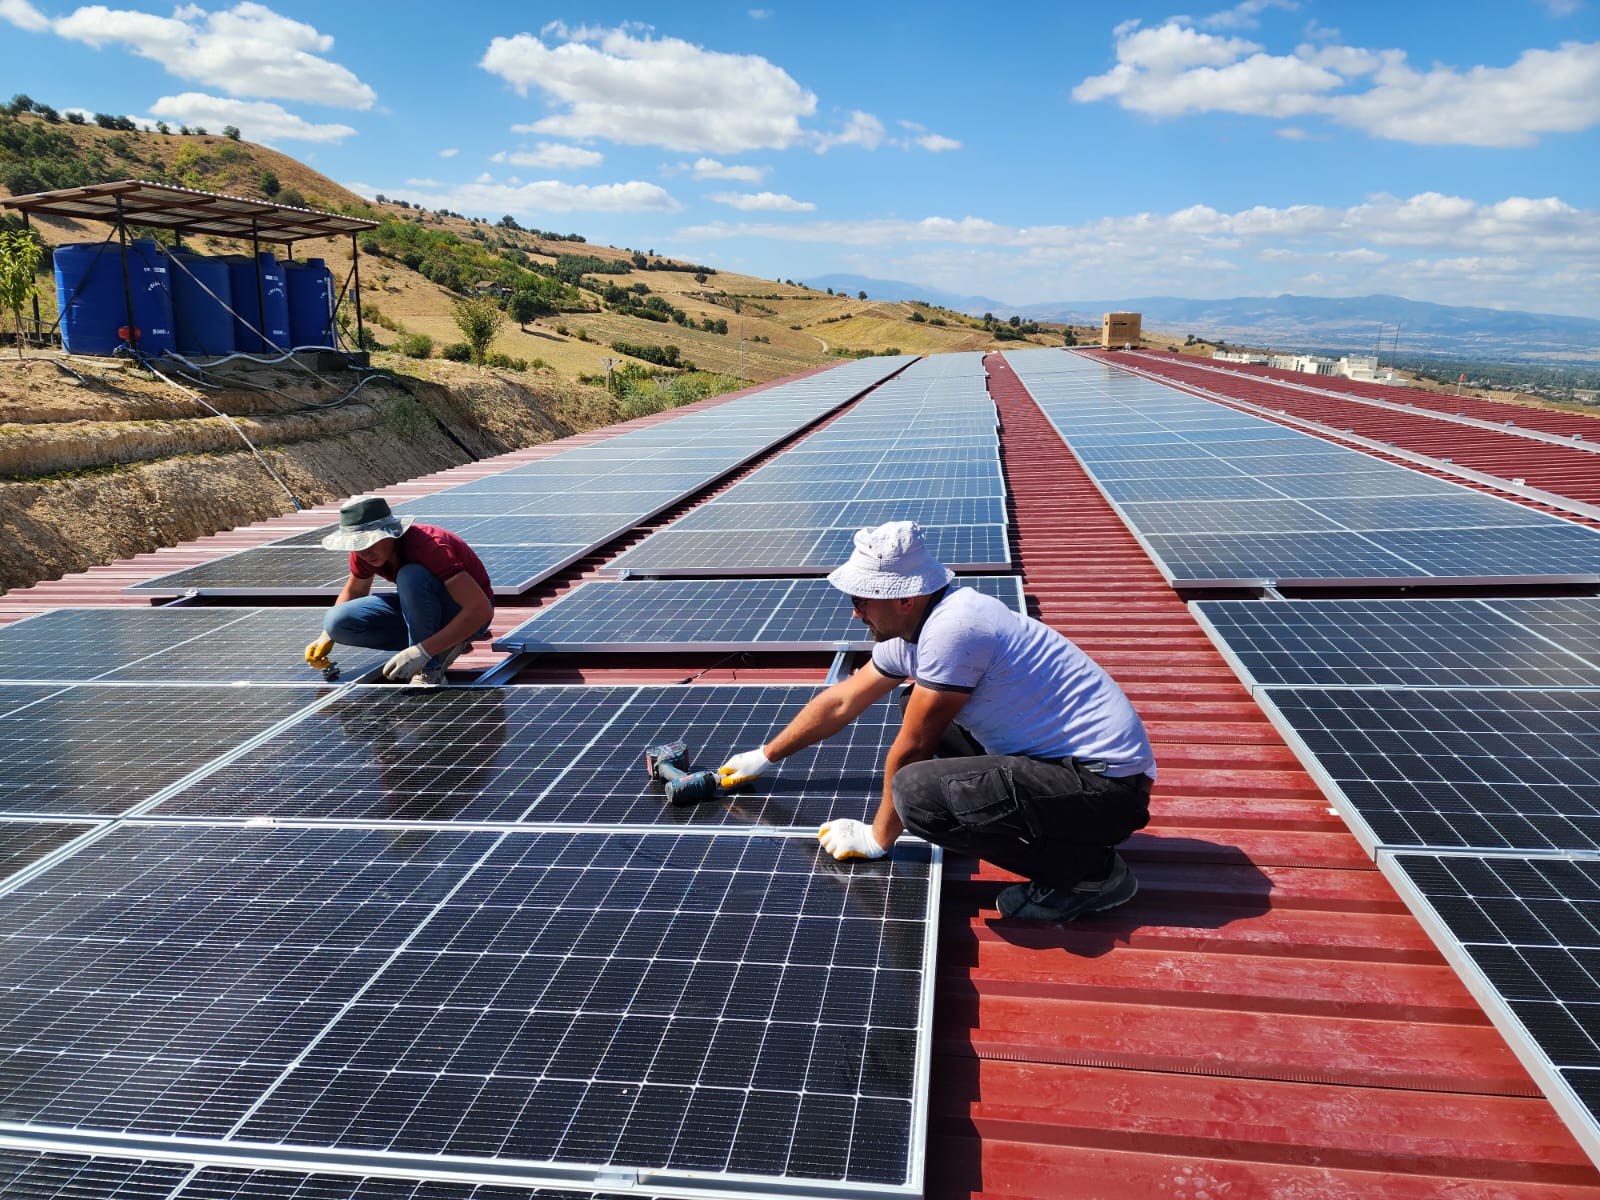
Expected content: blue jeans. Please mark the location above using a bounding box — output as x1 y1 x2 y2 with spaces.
324 563 489 652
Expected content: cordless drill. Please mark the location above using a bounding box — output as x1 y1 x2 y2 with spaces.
644 740 722 806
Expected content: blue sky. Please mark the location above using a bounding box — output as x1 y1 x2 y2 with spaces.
4 0 1598 316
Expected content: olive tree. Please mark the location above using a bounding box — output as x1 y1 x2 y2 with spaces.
452 296 504 366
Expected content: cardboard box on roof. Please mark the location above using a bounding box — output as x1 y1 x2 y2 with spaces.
1102 311 1141 349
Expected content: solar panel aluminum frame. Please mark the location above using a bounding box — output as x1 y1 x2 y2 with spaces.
1378 849 1600 1172
0 821 942 1200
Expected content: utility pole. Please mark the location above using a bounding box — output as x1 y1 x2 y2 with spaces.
599 355 616 394
738 319 745 384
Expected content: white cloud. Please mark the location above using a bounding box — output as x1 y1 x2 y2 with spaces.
386 177 682 215
707 190 815 212
439 147 459 158
677 190 1600 314
50 2 375 109
812 110 885 152
1328 42 1600 147
0 0 50 32
480 24 815 153
690 157 768 182
491 143 604 169
894 121 961 152
748 8 773 18
1074 18 1600 147
148 93 356 142
1202 0 1299 30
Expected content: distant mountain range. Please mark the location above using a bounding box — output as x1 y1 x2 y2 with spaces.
812 276 1600 364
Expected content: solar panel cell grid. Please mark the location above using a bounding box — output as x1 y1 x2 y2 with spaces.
1263 687 1600 853
1193 598 1600 689
1387 852 1600 1161
0 820 94 884
0 824 932 1193
0 684 328 817
153 684 901 828
0 1148 188 1199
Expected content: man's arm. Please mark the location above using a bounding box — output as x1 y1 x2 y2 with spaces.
418 572 493 656
865 684 970 849
763 663 902 760
334 572 373 606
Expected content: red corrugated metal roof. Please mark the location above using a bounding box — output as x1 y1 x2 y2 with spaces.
4 353 1598 1196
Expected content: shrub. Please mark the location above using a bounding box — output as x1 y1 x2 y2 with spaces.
441 341 472 362
397 333 433 359
277 186 305 209
485 351 527 371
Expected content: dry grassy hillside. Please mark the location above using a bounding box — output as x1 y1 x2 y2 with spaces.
2 111 1082 384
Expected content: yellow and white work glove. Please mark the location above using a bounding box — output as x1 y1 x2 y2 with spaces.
818 818 886 860
382 644 430 682
718 749 773 787
305 633 334 669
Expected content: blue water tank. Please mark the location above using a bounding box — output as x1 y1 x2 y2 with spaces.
168 251 235 356
283 257 334 348
227 252 290 352
54 239 176 357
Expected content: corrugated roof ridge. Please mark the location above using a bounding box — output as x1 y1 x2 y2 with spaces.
912 353 1600 1197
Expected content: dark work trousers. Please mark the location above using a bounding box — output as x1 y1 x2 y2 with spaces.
890 691 1151 890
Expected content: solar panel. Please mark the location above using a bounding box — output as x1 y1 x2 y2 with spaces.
152 684 902 828
0 820 95 884
1259 687 1600 854
0 822 935 1197
0 608 390 684
0 683 330 818
1382 851 1600 1168
1193 597 1600 690
495 575 1027 654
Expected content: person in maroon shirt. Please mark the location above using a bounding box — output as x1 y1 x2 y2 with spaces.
303 495 493 687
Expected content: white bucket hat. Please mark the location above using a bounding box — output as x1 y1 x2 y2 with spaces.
827 520 955 599
320 494 414 552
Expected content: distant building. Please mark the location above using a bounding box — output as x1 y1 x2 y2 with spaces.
1334 354 1399 384
1271 353 1335 375
1212 350 1272 365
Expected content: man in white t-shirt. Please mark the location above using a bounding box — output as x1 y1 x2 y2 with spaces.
719 521 1156 921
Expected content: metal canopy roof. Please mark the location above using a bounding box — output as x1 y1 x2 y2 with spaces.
0 178 377 244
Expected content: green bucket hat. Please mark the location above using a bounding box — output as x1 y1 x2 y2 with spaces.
320 494 414 552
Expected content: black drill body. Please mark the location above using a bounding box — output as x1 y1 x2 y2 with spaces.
644 740 721 805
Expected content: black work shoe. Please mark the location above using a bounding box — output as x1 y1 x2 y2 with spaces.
997 854 1138 921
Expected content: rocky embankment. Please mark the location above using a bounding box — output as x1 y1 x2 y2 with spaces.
0 353 616 592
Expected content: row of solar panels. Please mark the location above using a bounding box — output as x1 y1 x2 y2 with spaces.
128 354 917 598
606 352 1010 576
1003 349 1600 588
0 674 937 1199
1192 595 1600 1166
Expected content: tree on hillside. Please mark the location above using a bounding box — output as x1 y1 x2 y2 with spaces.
222 124 241 140
259 169 280 197
858 290 866 300
0 228 45 359
453 296 504 366
508 288 552 329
